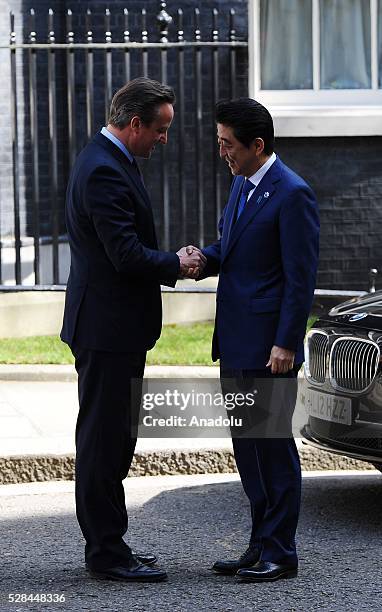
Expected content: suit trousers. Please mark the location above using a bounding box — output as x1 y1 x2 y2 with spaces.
220 364 301 566
72 346 146 571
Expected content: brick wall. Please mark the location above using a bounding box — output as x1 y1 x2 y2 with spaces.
276 137 382 291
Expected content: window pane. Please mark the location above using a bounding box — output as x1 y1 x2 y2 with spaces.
379 0 382 87
321 0 371 89
260 0 313 90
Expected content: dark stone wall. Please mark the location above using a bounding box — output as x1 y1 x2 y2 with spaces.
276 137 382 291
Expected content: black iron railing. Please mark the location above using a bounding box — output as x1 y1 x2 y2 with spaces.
0 2 248 288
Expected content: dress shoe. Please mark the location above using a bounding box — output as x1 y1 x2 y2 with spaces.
86 557 167 583
212 545 261 575
132 551 157 566
237 561 298 582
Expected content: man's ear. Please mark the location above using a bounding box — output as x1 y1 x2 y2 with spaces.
130 115 141 131
254 137 265 156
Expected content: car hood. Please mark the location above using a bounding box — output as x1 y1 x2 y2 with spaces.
319 290 382 331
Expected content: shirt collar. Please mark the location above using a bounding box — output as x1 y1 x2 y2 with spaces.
101 126 134 164
246 152 277 189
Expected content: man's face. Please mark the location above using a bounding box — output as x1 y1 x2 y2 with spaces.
134 102 174 158
217 123 261 177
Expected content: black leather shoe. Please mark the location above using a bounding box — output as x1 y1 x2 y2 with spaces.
132 551 157 566
212 546 261 575
237 561 298 582
87 558 167 583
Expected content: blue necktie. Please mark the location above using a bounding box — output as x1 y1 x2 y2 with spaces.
236 179 254 219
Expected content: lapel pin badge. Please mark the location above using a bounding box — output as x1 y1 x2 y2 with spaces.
264 191 269 198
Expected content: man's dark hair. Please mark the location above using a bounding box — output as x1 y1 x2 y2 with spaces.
215 98 274 155
109 77 175 128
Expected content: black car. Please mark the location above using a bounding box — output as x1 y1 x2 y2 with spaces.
299 290 382 472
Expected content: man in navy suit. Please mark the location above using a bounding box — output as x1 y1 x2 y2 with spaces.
61 78 205 582
201 98 319 582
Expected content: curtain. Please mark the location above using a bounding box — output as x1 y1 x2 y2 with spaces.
260 0 313 90
320 0 371 89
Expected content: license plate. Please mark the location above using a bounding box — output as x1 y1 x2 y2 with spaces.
301 388 352 425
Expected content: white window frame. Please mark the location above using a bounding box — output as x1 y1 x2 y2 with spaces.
248 0 382 136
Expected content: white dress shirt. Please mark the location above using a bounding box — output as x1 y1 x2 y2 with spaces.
246 152 277 200
101 126 134 163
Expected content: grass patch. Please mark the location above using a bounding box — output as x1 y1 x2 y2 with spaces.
307 315 317 332
147 322 214 365
0 335 75 365
0 323 215 366
0 317 318 365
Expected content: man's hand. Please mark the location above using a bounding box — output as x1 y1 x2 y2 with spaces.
177 245 207 279
266 345 295 374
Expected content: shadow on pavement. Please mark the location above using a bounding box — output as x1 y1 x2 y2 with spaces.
0 474 381 611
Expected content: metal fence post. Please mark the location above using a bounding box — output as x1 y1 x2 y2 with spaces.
10 12 21 285
123 8 130 83
194 8 204 248
229 9 237 99
28 9 40 284
86 9 94 139
47 8 59 284
104 8 113 124
177 8 186 246
141 8 148 77
211 8 222 233
157 1 172 250
66 9 76 171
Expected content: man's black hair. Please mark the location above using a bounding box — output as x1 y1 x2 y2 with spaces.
215 98 274 154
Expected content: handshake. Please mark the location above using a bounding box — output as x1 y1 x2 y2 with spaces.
176 245 207 279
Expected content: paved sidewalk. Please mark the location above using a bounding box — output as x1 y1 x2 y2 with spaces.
0 365 222 456
0 364 238 483
0 364 220 383
0 364 375 484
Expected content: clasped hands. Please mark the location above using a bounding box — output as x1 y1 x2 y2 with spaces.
176 245 206 279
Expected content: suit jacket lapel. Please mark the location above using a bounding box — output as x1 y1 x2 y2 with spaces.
93 132 158 248
221 178 242 255
93 132 152 209
222 158 282 262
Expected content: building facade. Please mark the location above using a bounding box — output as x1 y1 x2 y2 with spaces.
0 0 381 290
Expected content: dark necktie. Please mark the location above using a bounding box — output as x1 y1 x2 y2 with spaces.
236 179 255 219
131 158 144 185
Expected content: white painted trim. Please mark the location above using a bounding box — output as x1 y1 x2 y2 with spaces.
272 106 382 137
257 89 382 106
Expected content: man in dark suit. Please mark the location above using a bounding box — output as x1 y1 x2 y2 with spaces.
61 78 205 582
201 98 319 582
